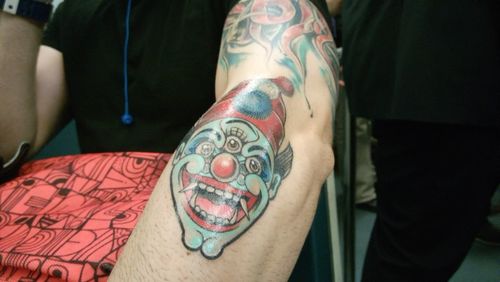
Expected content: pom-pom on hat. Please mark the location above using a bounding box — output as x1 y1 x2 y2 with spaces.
197 77 294 152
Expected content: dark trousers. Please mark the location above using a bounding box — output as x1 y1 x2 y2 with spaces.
362 120 500 282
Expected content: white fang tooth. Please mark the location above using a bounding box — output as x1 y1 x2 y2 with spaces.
232 195 240 202
201 211 207 218
207 186 215 193
180 182 197 193
230 211 238 224
195 206 201 212
199 183 207 189
215 190 223 196
224 218 230 225
240 198 250 219
224 191 233 199
189 192 198 207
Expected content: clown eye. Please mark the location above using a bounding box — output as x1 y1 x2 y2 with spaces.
196 142 215 157
245 157 262 174
225 136 242 153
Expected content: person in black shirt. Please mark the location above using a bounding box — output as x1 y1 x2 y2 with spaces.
0 0 339 280
342 0 500 281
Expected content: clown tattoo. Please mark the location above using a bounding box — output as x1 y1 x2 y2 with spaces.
170 77 294 259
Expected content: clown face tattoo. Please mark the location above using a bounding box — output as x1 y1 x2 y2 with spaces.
170 77 294 259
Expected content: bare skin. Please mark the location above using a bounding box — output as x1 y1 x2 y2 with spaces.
110 0 338 281
0 0 339 280
0 12 67 162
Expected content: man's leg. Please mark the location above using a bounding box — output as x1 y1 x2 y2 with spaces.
362 120 500 282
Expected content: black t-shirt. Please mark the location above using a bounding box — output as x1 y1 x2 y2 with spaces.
342 0 500 127
43 0 331 153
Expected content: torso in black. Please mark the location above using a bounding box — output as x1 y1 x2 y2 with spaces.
43 0 331 153
342 0 500 127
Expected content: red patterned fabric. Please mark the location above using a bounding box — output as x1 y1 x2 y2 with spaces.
0 152 171 281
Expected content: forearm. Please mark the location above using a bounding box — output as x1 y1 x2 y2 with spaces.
110 0 339 280
110 140 332 281
0 12 41 160
110 81 334 282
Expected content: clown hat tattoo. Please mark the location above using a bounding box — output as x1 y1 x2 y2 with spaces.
170 77 294 259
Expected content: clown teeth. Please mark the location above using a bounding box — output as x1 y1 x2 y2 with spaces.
194 203 238 226
230 211 238 224
189 184 254 226
189 192 198 207
240 198 250 219
180 182 197 193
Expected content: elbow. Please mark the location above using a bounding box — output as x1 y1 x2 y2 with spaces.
0 124 36 166
302 135 335 184
318 141 335 180
287 129 334 199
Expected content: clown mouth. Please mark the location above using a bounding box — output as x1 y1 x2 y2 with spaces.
181 172 258 231
190 182 247 225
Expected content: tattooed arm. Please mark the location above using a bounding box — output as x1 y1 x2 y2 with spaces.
110 0 339 281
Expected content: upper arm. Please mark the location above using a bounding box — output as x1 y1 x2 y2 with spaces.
215 0 340 142
109 1 340 281
31 45 68 156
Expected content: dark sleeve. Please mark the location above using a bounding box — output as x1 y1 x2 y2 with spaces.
42 1 66 51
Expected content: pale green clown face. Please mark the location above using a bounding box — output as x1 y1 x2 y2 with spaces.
170 118 282 259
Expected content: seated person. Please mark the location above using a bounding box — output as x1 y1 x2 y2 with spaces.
0 0 340 280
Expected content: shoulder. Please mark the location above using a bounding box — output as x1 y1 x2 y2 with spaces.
51 0 112 24
225 0 331 22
